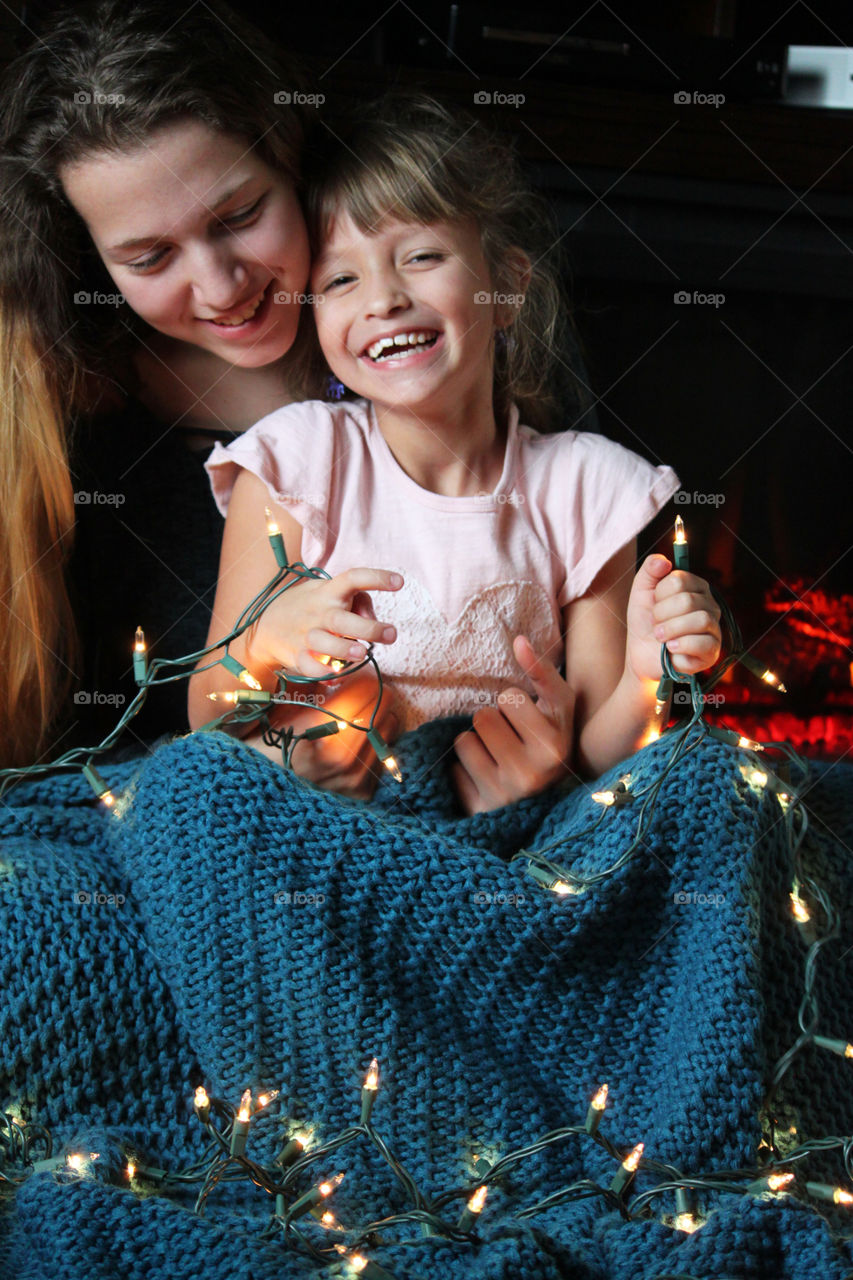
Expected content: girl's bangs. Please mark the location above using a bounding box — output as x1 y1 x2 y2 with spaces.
311 146 464 245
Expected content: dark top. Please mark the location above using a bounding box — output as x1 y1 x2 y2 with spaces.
65 399 225 750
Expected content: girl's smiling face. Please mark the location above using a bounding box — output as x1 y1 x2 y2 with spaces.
60 119 311 368
310 212 499 426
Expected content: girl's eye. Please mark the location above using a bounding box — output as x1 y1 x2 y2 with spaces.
125 197 267 272
326 274 356 289
409 252 443 264
223 196 265 228
127 247 169 273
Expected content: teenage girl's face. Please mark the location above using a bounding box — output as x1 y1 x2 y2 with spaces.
310 211 499 424
60 119 310 367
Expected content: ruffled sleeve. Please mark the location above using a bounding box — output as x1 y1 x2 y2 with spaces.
552 431 680 604
204 399 349 565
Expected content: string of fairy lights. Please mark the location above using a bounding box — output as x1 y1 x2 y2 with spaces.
1 516 852 1277
3 1050 853 1275
0 507 402 806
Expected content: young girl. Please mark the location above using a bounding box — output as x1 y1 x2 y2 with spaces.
190 95 721 812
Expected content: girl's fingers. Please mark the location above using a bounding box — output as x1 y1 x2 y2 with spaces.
454 724 499 780
305 630 358 662
634 553 672 592
511 635 568 721
653 591 720 623
494 689 567 760
294 648 345 678
667 648 720 675
468 706 524 765
468 703 563 793
323 608 396 646
511 637 576 737
653 609 721 643
335 568 404 594
653 569 705 600
451 759 486 815
305 624 395 671
664 632 721 659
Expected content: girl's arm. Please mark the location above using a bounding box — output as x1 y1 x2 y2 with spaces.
563 539 655 777
566 541 722 777
187 469 402 798
188 469 402 724
187 469 304 723
452 540 722 811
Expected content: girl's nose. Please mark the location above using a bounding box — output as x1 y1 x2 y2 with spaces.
364 271 410 319
188 245 249 314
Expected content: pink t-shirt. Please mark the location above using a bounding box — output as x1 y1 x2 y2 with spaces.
206 399 680 731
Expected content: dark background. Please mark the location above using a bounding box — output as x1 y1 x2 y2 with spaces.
3 1 852 738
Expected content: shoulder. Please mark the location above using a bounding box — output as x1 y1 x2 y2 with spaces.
208 397 369 463
515 417 678 496
205 398 372 518
515 419 634 465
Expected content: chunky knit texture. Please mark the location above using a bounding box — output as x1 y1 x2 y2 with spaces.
2 722 853 1279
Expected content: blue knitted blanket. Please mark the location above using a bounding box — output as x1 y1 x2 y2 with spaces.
2 720 853 1279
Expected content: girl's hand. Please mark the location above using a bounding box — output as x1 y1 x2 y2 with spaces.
451 636 575 815
626 554 722 683
255 568 404 679
242 667 398 801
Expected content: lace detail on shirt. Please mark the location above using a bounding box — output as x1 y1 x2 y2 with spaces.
370 575 561 733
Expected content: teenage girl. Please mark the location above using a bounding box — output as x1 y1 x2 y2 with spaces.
0 0 397 788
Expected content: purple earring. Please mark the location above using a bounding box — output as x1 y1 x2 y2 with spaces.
326 375 347 401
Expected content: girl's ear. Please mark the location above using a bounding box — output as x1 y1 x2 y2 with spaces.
494 246 532 329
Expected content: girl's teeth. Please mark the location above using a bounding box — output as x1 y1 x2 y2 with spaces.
367 330 437 360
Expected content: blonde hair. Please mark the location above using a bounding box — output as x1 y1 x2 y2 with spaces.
0 0 307 766
0 313 77 765
305 93 583 432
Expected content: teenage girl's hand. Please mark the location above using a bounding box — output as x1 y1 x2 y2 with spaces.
256 568 404 679
625 554 721 683
242 666 398 801
451 636 576 815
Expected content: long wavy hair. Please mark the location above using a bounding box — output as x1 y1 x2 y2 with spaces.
305 93 584 434
0 0 307 767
